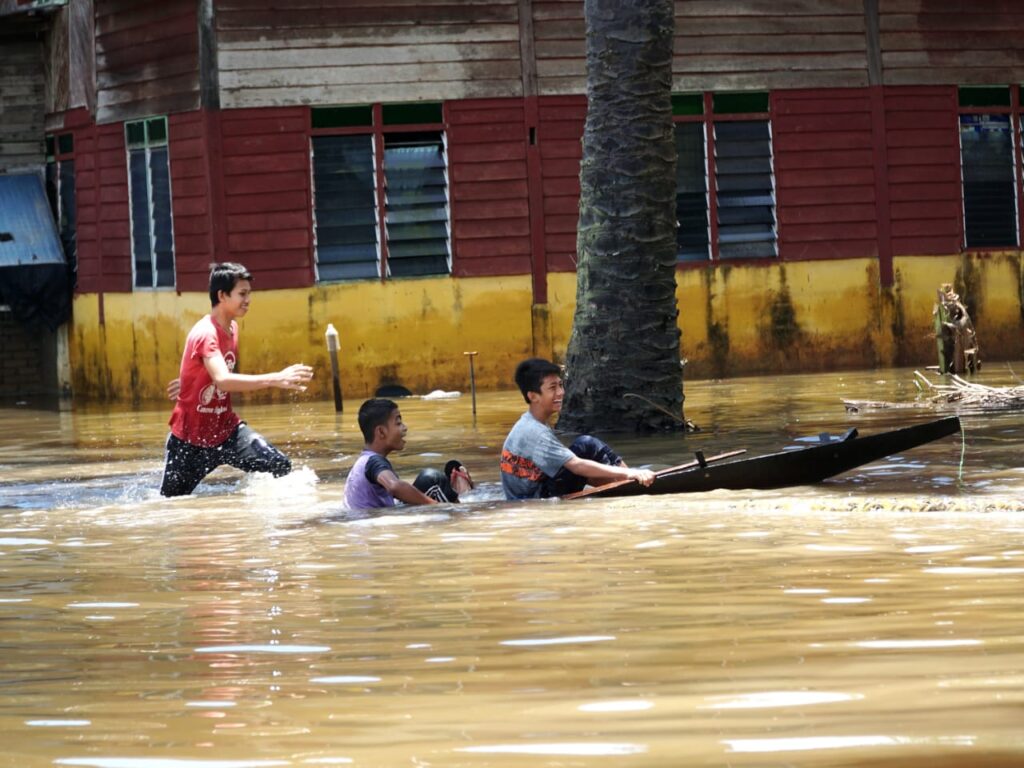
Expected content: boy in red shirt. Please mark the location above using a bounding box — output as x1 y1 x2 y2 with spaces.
160 262 313 496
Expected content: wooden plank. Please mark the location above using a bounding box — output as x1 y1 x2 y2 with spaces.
455 198 530 220
675 16 865 35
774 149 874 172
783 240 878 259
679 0 863 16
449 159 526 183
777 167 875 187
455 235 531 259
219 80 522 109
780 185 876 206
880 12 1024 33
221 154 309 175
221 171 309 194
219 60 520 89
891 235 958 255
781 221 878 240
226 210 310 234
778 203 877 225
773 131 874 152
451 179 529 201
218 41 520 70
674 34 865 55
888 182 961 202
453 217 529 239
671 70 869 92
223 190 308 214
216 5 517 29
450 143 526 166
453 254 532 277
96 13 196 53
217 24 519 47
227 230 310 252
773 112 873 132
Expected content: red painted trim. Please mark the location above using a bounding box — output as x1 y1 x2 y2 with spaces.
372 103 388 280
869 86 894 287
704 93 719 262
524 95 547 304
1014 86 1024 249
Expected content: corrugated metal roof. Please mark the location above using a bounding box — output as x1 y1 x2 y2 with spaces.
0 173 65 268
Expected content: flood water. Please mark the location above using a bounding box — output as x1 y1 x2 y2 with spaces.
2 365 1024 767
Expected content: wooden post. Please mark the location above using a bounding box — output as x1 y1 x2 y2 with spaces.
325 323 342 412
464 351 478 417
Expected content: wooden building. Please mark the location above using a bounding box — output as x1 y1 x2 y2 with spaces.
4 0 1024 402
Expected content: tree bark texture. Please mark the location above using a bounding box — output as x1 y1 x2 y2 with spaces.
558 0 684 433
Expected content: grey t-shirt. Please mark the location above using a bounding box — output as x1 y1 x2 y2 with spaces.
500 412 575 499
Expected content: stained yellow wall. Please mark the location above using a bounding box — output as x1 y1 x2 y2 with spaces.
70 254 1024 402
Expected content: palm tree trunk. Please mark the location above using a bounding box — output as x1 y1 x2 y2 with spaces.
558 0 684 432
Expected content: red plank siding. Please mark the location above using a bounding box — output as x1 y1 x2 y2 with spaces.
218 107 314 288
169 111 214 292
537 95 585 271
448 98 532 277
883 86 962 255
774 89 879 261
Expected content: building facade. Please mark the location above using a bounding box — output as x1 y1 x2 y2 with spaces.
4 0 1024 402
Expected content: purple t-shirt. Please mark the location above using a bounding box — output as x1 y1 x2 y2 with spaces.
343 450 396 510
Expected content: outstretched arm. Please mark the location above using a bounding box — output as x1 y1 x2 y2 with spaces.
203 353 313 393
375 469 438 506
564 456 655 487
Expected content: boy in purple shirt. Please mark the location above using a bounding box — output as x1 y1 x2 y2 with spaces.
343 398 473 510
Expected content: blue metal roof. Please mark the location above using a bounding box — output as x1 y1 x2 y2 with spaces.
0 173 66 268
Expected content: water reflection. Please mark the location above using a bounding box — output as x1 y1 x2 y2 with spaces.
1 366 1024 765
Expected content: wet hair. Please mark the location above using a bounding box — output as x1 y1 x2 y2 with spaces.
358 398 398 443
209 262 252 306
514 357 562 403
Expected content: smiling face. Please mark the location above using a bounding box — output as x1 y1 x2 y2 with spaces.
528 373 564 421
217 279 252 320
376 408 408 453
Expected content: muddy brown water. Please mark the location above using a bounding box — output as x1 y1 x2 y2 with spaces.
1 366 1023 767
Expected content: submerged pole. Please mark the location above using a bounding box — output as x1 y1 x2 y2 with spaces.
464 351 478 417
325 323 342 412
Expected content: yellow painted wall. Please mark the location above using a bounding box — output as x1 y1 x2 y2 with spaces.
70 254 1024 402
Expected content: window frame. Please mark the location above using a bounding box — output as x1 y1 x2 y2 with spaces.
45 132 76 270
125 116 176 290
957 85 1023 250
672 91 778 264
309 102 452 282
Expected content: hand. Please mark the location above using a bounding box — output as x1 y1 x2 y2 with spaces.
629 468 656 487
166 378 181 401
278 364 314 391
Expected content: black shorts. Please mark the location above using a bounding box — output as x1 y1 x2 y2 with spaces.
160 422 291 497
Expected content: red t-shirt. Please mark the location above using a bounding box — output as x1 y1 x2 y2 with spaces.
168 315 241 447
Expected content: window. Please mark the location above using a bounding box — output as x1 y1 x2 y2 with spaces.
45 133 76 274
310 103 451 280
958 86 1019 248
125 116 175 288
672 91 777 261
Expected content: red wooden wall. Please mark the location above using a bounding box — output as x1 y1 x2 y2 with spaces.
884 86 962 256
168 112 215 292
448 98 532 276
774 89 879 261
538 95 586 272
66 84 987 296
219 107 313 289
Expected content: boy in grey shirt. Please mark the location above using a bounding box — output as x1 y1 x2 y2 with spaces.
500 358 654 499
